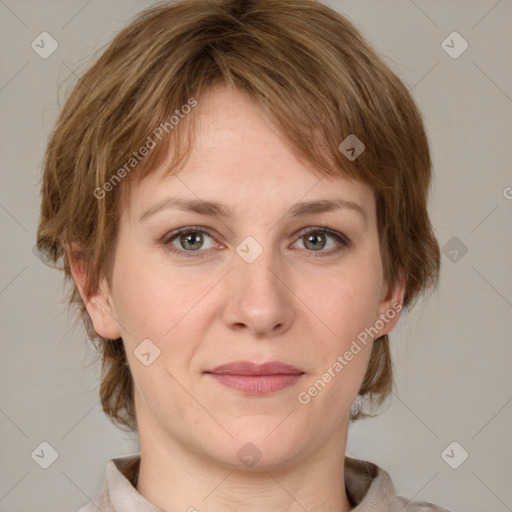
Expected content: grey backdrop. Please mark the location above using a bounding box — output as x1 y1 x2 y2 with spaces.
1 1 511 511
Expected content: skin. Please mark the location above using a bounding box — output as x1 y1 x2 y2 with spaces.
70 86 405 512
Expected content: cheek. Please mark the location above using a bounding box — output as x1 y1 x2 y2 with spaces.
296 271 379 414
111 244 179 328
307 264 382 339
296 258 383 401
110 250 209 372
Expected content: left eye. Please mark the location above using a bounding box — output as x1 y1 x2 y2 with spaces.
294 227 350 254
162 226 350 258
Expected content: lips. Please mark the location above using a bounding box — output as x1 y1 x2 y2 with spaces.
205 361 305 395
206 361 304 376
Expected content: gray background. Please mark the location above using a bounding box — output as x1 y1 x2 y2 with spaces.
1 0 511 511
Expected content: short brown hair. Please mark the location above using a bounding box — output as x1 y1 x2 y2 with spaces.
36 0 440 433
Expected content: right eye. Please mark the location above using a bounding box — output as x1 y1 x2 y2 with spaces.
162 226 224 258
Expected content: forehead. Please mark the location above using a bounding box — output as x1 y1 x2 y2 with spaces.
122 87 375 223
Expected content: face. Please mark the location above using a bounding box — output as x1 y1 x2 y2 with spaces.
79 86 404 469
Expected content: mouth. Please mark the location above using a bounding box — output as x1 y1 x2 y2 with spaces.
204 361 305 395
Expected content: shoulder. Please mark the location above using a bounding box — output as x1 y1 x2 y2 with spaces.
344 455 453 511
76 490 111 512
76 496 110 512
74 464 112 512
77 503 108 512
75 455 141 512
396 495 454 511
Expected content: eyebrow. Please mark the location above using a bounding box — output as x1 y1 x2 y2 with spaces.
139 196 368 226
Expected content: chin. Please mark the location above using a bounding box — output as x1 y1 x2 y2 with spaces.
210 442 300 472
198 418 307 471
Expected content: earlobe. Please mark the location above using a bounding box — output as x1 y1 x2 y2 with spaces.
67 246 122 340
87 290 123 340
375 273 406 338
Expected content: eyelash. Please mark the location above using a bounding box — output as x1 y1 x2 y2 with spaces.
160 225 351 259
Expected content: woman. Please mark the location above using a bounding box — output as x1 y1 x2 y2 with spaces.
36 0 450 510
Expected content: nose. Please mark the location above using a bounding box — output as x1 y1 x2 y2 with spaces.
221 241 295 338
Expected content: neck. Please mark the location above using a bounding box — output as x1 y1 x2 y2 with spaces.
135 416 354 512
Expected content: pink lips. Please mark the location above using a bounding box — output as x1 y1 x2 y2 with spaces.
205 361 304 395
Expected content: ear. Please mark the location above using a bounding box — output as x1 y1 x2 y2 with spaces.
374 271 406 338
67 245 122 340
